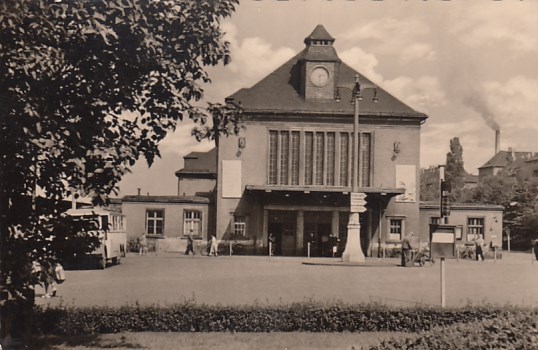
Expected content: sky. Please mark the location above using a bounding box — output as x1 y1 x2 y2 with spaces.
117 0 538 197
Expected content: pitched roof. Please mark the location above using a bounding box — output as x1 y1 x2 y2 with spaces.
305 24 335 42
176 148 216 177
227 51 425 119
479 150 534 169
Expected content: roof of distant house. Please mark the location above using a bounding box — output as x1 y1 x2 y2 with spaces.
479 150 534 169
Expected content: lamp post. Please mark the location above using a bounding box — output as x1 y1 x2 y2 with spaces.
342 74 367 263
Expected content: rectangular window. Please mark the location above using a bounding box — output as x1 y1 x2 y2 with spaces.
359 133 371 187
314 132 324 185
146 209 164 235
388 218 404 241
326 132 335 186
184 210 202 237
279 132 289 185
233 215 246 237
304 132 314 185
467 218 484 242
268 131 278 185
290 131 300 185
430 216 440 225
339 132 349 186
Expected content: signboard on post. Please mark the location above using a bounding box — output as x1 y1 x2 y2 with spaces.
429 224 457 258
350 193 367 213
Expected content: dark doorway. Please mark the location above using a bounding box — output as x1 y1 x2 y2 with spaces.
268 210 296 256
304 211 333 257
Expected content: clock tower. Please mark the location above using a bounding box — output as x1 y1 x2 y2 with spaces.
300 25 341 101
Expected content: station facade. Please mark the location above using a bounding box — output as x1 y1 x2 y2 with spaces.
180 25 429 256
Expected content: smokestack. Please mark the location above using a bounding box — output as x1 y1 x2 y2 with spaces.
495 129 500 155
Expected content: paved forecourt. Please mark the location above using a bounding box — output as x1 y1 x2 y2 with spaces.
36 252 538 308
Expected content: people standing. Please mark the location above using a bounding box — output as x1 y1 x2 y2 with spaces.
185 232 195 255
268 233 276 256
139 233 148 256
209 235 218 257
39 260 57 298
401 232 414 267
475 233 485 261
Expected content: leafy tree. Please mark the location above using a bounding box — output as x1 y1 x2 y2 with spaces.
445 137 466 202
420 166 440 202
469 172 538 249
0 0 238 343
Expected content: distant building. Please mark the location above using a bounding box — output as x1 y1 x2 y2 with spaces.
419 201 503 251
478 148 536 179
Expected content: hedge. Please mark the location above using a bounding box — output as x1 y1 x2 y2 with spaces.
368 311 538 349
33 302 536 335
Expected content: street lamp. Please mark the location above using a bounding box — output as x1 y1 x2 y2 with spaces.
341 74 377 263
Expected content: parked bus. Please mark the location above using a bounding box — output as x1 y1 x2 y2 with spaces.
64 207 127 268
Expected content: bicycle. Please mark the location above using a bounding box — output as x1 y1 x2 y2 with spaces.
459 245 476 260
199 241 244 256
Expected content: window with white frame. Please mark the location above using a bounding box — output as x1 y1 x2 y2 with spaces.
146 209 164 235
467 217 484 242
233 215 246 237
184 210 202 237
388 217 404 241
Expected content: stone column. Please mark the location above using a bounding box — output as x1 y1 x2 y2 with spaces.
262 209 268 248
331 211 339 237
296 210 304 254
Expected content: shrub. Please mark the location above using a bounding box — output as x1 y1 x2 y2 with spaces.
368 310 538 349
33 302 536 336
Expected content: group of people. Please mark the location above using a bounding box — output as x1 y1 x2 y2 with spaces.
34 260 66 298
184 232 219 256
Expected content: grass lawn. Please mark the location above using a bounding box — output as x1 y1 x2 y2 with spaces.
34 331 415 350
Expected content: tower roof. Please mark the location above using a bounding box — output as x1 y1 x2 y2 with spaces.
304 24 335 44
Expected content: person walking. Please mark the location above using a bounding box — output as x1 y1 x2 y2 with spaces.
475 233 485 261
139 233 148 256
209 235 218 257
185 232 195 255
401 232 414 267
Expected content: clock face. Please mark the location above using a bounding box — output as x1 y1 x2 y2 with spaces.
310 66 330 87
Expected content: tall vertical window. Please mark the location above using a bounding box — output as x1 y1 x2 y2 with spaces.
326 132 335 186
279 132 289 185
360 133 371 187
267 130 371 188
314 132 324 185
233 215 246 237
304 132 314 185
184 210 202 236
146 209 164 235
291 131 300 185
467 218 484 242
339 132 349 186
268 131 278 185
388 218 404 241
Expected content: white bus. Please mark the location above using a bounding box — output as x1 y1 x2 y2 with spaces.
64 207 127 268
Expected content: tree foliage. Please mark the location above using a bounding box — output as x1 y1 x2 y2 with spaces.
0 0 239 334
445 137 466 202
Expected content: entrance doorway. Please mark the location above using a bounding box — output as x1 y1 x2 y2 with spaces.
303 211 333 257
268 210 296 256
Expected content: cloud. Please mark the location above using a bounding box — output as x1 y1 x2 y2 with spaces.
452 3 538 53
222 22 295 88
339 18 436 64
383 75 447 110
339 47 383 84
